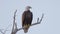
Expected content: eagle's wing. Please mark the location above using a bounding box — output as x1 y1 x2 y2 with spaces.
22 11 33 33
22 11 26 27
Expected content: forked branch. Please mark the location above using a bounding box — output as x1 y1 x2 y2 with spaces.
11 10 44 34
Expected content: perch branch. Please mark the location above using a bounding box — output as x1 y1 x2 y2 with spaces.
17 13 44 31
11 10 44 34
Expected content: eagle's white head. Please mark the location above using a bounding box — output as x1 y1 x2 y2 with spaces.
25 6 32 11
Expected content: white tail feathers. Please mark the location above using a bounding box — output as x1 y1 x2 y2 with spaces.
24 28 28 33
23 24 30 33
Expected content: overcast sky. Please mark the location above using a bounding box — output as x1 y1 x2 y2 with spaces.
0 0 60 34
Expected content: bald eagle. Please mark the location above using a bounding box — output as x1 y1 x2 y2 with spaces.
22 6 33 33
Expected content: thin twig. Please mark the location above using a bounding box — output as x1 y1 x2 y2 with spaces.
0 22 12 34
0 29 4 34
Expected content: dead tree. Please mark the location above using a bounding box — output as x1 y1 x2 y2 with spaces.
11 10 44 34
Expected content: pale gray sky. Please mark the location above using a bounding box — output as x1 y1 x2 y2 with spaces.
0 0 60 34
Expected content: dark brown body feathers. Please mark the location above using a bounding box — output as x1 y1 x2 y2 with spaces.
22 10 33 33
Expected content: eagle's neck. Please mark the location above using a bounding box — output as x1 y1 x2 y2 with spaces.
25 9 30 12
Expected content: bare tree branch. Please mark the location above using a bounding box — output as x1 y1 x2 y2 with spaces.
17 13 44 31
11 10 17 34
0 23 11 34
0 29 8 34
11 10 44 34
0 29 4 34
